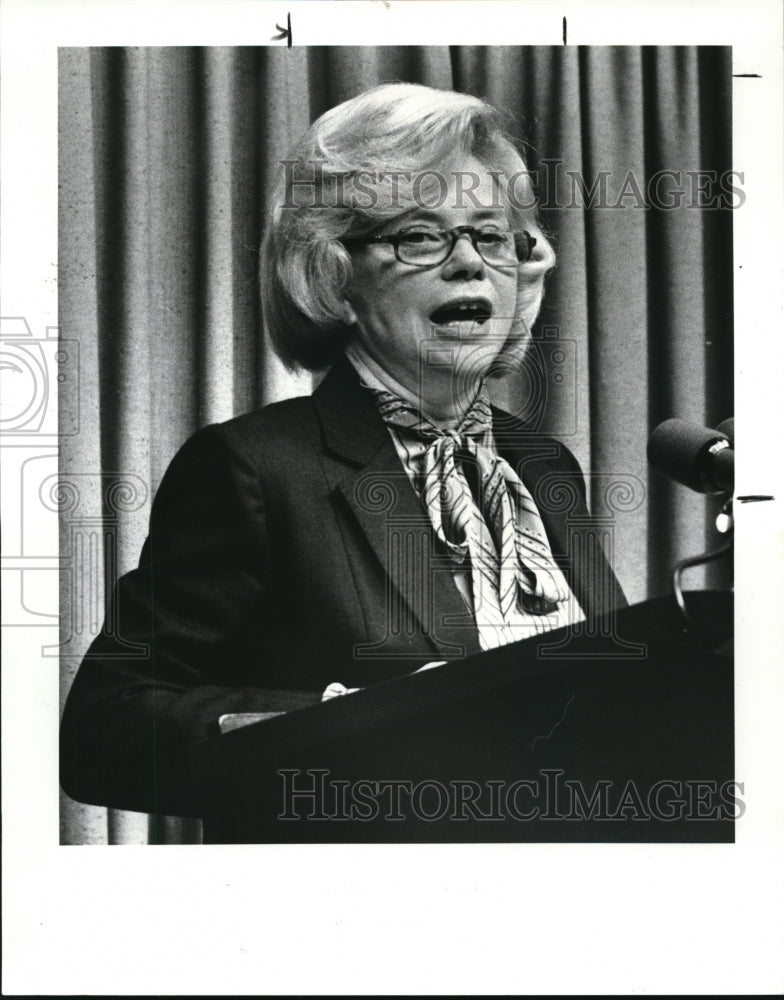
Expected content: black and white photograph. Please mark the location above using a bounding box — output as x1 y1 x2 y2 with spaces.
2 1 783 995
56 43 738 846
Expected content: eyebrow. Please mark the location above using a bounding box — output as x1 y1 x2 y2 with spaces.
401 209 510 227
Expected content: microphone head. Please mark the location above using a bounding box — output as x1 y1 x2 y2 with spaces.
715 417 734 447
647 418 732 493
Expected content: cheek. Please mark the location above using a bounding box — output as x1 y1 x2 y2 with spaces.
498 276 519 319
348 280 384 327
349 288 401 345
348 264 400 318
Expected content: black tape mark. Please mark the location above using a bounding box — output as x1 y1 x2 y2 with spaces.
562 16 567 45
736 495 774 503
732 74 762 78
272 11 292 47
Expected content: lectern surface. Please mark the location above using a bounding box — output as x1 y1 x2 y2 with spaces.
191 592 734 843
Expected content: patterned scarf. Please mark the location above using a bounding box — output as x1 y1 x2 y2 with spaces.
369 385 572 621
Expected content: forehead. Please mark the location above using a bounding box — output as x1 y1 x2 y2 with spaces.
429 154 503 203
399 155 512 225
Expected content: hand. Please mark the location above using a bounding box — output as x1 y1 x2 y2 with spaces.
321 681 361 701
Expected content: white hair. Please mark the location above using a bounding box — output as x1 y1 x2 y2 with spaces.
261 82 553 371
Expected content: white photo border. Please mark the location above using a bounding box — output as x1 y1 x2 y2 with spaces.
2 1 783 995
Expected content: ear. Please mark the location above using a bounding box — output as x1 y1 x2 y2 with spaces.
342 298 358 325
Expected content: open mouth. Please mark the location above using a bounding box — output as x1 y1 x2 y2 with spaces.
429 298 492 332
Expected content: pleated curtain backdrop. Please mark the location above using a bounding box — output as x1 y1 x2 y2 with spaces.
58 46 733 844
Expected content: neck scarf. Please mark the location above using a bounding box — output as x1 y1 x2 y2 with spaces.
369 384 571 618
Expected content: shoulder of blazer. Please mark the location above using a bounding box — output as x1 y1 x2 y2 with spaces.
143 396 329 526
201 356 386 459
208 392 320 453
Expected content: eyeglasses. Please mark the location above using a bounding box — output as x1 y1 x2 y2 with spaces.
344 226 537 268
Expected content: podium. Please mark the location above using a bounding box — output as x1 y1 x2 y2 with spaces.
190 593 734 843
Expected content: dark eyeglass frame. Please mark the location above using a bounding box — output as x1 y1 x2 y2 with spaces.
343 225 537 268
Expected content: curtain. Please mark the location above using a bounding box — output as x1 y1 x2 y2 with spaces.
59 46 733 845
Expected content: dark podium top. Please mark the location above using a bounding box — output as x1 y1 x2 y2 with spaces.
191 592 734 844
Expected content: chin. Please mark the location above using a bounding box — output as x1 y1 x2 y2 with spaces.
420 338 504 385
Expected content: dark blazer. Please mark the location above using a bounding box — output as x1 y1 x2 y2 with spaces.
60 356 626 816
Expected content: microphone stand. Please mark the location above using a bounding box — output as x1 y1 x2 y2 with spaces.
671 498 734 651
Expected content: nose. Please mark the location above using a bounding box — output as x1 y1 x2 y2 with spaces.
441 231 486 280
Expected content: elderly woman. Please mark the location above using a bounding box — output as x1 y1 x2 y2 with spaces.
60 83 625 817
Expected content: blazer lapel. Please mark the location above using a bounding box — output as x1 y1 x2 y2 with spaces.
493 412 627 620
313 357 481 660
492 420 572 561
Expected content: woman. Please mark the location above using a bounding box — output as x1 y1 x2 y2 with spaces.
60 83 625 818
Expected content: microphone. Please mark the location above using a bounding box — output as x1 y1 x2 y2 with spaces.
715 417 734 447
647 418 734 494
